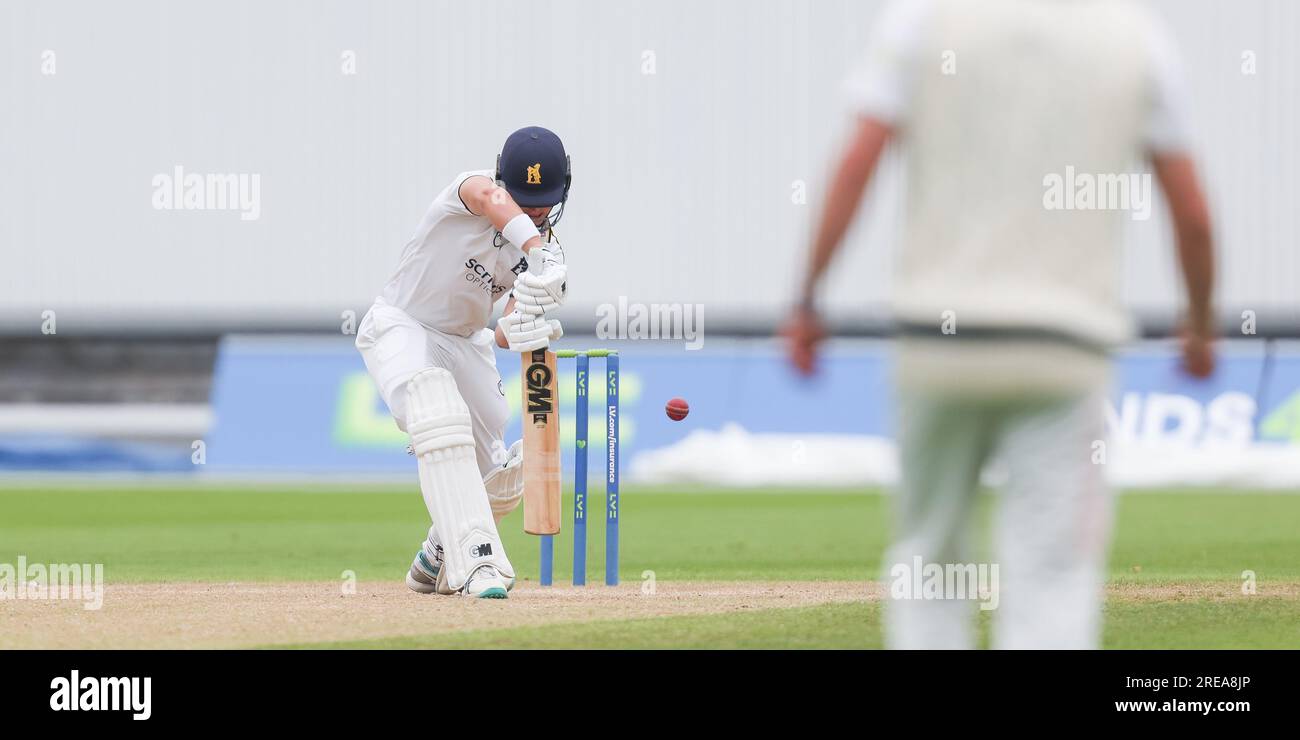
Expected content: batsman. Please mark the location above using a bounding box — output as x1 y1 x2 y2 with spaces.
356 126 571 599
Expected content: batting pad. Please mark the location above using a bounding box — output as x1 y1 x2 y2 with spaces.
406 367 515 591
482 439 525 521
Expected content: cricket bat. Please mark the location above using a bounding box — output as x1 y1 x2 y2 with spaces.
521 348 562 535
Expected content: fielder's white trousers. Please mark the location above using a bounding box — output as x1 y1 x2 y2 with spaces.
885 389 1113 649
355 298 509 477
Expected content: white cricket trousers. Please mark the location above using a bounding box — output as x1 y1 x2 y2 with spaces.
885 390 1113 649
354 298 509 477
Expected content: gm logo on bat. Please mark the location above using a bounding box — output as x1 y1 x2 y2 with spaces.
525 350 554 425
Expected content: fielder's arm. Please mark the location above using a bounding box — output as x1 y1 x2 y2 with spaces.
796 117 895 308
1152 152 1216 377
458 175 545 253
783 117 895 375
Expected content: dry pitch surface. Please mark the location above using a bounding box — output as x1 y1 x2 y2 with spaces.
0 580 874 649
5 580 1296 649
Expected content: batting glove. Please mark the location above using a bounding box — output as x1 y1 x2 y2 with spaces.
498 310 561 353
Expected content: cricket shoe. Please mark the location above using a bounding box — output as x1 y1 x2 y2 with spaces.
405 540 444 595
463 565 509 599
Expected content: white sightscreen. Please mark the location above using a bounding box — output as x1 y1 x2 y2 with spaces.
1 0 1296 332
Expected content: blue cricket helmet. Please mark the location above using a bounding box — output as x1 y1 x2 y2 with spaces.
495 126 571 210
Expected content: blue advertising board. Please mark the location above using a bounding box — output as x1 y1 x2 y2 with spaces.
203 336 1300 481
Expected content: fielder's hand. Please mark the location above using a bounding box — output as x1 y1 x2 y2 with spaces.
779 305 826 377
1179 324 1216 378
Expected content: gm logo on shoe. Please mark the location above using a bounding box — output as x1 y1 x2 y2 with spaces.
470 543 493 558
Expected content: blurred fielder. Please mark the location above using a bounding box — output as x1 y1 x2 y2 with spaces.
784 0 1215 647
356 126 571 598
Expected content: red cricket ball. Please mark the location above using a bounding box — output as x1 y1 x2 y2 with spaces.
666 397 690 421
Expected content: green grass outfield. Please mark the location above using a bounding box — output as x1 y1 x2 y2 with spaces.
2 485 1297 648
289 600 1300 650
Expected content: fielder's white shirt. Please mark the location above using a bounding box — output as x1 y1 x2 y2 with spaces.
381 170 530 337
843 0 1195 349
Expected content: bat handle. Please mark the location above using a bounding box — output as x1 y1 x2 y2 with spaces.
530 246 560 270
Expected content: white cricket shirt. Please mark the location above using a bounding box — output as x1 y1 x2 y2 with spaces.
844 0 1194 349
380 170 531 337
